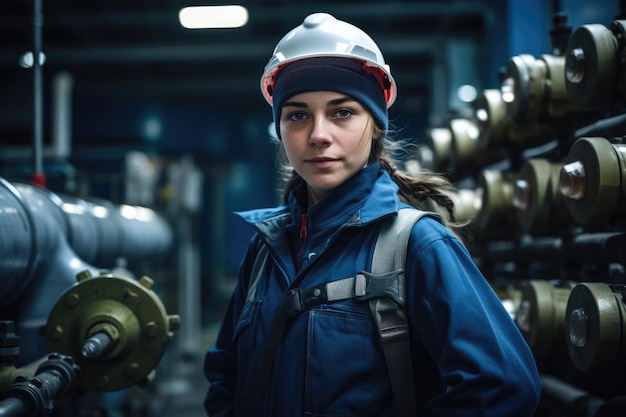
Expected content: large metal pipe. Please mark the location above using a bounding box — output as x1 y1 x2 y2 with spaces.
9 182 172 268
6 183 97 364
0 178 37 307
0 177 173 364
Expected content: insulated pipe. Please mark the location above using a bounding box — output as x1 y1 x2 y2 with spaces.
0 178 37 307
11 182 172 267
0 178 172 302
50 193 172 266
0 178 173 364
7 183 97 364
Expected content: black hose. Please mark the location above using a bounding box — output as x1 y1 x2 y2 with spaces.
0 377 45 417
0 354 79 417
0 397 33 417
540 374 605 417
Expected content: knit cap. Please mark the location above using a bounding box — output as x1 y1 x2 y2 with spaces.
271 56 388 139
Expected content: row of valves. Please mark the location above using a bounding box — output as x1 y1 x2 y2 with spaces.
424 133 626 238
416 19 626 238
414 16 626 386
514 279 625 385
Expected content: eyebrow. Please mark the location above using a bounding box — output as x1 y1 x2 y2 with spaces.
282 96 356 108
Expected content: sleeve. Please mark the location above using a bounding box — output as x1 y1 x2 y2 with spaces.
405 218 542 417
203 236 263 417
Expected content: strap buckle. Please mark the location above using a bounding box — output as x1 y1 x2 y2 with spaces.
283 287 325 317
283 289 302 316
355 269 405 307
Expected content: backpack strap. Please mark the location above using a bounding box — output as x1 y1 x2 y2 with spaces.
246 243 269 303
369 208 431 417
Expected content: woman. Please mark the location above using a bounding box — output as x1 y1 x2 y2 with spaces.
204 12 541 417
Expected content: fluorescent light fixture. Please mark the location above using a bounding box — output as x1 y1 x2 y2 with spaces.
179 5 248 29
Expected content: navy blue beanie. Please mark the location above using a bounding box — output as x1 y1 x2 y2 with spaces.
271 57 388 139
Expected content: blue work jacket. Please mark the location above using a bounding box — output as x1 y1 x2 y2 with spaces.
204 163 541 417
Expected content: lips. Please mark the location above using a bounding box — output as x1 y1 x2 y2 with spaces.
307 157 338 168
307 157 336 162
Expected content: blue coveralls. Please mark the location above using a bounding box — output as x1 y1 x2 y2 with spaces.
204 163 541 416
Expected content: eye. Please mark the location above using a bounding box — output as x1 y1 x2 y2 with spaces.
286 111 308 121
334 108 353 118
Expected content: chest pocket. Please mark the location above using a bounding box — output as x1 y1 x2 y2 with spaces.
304 308 393 417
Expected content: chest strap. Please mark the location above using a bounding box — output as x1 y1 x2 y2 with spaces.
283 269 404 316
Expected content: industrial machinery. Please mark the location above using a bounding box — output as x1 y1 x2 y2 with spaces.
4 3 626 417
413 7 626 417
0 176 179 416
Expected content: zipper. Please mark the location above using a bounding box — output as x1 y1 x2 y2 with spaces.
295 213 308 271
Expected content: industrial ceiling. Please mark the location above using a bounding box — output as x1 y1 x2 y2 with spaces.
0 1 490 116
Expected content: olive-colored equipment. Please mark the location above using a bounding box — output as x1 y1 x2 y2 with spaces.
475 169 519 239
472 89 508 150
474 53 598 154
421 127 453 173
564 283 626 373
421 118 505 180
447 118 504 177
471 87 554 153
42 270 180 392
516 280 576 358
564 21 625 108
502 54 581 124
514 158 571 235
450 188 482 227
559 137 626 225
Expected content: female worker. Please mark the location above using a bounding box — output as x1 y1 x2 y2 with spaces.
204 12 541 417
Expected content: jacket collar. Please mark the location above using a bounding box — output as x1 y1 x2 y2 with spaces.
235 163 402 236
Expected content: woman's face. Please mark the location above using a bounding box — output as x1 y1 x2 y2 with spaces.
279 91 375 205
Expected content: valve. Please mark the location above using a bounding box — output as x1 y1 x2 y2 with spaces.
516 280 576 358
421 127 453 173
514 158 571 235
559 137 626 225
564 282 626 373
564 21 625 108
475 52 598 154
471 87 563 153
450 188 482 227
497 54 577 149
475 169 519 239
448 118 504 176
41 269 180 392
503 54 588 123
421 119 504 179
473 89 508 150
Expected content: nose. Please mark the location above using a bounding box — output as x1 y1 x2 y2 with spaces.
309 117 332 148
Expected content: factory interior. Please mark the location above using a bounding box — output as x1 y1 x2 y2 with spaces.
2 0 626 416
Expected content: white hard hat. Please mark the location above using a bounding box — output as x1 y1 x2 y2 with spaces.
260 13 397 107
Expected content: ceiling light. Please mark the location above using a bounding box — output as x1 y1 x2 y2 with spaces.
179 5 249 29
